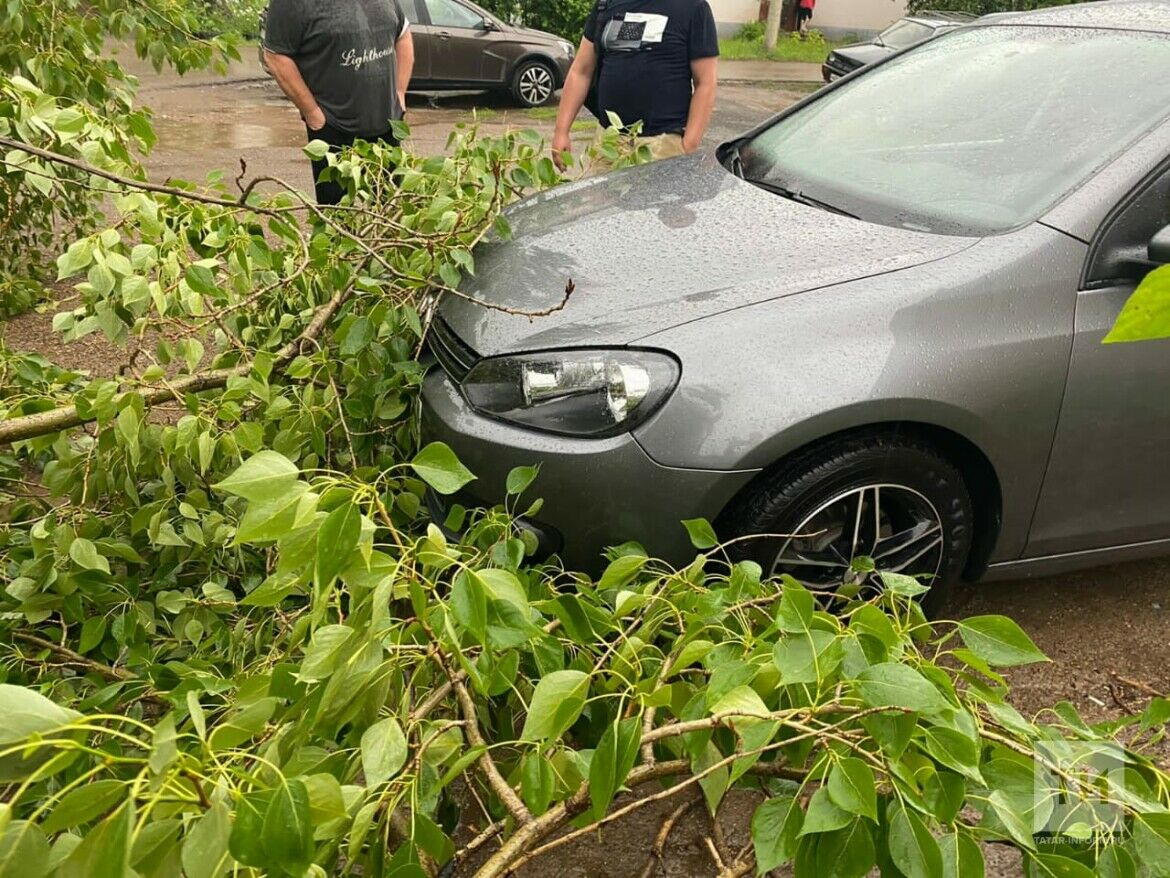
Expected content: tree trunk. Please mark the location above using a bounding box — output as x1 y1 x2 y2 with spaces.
764 0 784 50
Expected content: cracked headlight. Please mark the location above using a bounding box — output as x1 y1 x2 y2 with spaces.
461 349 679 437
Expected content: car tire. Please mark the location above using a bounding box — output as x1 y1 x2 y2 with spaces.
511 60 556 107
719 434 973 617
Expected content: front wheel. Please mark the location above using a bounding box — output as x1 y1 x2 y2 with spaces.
511 60 556 107
719 435 974 616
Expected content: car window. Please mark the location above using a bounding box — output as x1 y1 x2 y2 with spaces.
425 0 484 29
739 26 1170 236
400 0 424 23
1087 159 1170 285
877 20 934 49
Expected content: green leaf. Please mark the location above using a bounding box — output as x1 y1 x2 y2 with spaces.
521 752 556 816
681 518 719 550
854 663 949 715
181 801 231 878
0 685 81 780
451 571 488 643
1105 264 1170 343
589 717 641 820
298 625 354 682
1029 854 1095 878
939 831 984 878
800 787 852 836
58 803 133 878
228 791 270 867
261 779 313 874
41 780 125 834
505 464 539 496
1095 845 1136 878
827 757 878 822
521 670 590 742
774 629 842 686
361 716 408 787
214 451 300 503
1133 812 1170 865
752 795 803 873
305 139 329 160
410 442 475 495
68 537 109 574
316 502 361 588
819 819 876 878
0 821 50 878
888 804 942 878
957 616 1047 667
598 554 647 590
986 789 1036 850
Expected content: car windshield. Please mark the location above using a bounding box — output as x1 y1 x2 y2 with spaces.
739 26 1170 235
877 19 934 49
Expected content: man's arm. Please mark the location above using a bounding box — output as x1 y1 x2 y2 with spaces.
265 51 326 130
396 30 415 110
551 38 598 171
683 56 718 153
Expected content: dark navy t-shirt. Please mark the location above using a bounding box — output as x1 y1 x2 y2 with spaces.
584 0 719 136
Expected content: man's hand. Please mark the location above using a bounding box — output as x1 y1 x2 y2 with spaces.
305 104 327 132
552 131 573 172
398 90 407 113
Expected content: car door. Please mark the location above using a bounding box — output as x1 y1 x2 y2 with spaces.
420 0 494 85
1026 157 1170 557
400 0 432 82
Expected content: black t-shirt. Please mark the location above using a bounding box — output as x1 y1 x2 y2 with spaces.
584 0 719 137
265 0 409 137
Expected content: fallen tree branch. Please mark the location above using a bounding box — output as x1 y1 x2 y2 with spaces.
12 631 135 682
637 795 700 878
0 284 353 445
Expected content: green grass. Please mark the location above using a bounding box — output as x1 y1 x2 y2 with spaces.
719 31 844 63
524 106 559 120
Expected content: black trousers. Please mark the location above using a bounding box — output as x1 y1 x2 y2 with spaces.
306 121 400 205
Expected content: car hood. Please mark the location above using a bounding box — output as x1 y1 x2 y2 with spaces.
503 24 563 44
438 153 976 356
834 43 893 65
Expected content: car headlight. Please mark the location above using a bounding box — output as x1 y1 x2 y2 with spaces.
558 40 574 57
461 349 679 437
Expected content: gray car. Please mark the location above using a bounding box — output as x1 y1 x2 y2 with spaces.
422 0 1170 609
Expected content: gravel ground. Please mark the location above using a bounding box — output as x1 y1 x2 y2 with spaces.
8 61 1169 878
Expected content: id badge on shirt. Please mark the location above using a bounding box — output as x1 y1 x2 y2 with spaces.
600 12 669 53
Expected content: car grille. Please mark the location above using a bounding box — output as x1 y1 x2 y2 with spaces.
428 317 479 382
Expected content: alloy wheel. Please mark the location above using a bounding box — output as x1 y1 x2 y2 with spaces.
770 483 945 592
518 65 554 106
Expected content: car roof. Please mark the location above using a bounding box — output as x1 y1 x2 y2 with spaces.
975 0 1170 34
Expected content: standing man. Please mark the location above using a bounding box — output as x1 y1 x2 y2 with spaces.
263 0 415 204
551 0 719 172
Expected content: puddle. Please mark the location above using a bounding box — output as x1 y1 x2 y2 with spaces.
152 105 306 151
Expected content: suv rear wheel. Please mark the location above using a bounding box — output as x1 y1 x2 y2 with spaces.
511 60 556 107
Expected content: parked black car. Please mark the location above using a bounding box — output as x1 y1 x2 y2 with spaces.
260 0 575 107
822 11 977 81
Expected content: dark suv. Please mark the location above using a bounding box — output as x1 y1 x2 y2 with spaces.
260 0 574 107
822 11 977 82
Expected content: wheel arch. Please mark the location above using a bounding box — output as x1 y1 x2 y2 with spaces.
511 52 563 87
714 420 1003 580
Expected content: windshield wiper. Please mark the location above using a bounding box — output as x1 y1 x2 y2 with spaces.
745 177 859 219
725 143 746 179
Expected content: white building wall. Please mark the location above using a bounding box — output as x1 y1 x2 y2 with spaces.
708 0 907 37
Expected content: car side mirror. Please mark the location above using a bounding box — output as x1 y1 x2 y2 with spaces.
1150 225 1170 265
480 16 497 30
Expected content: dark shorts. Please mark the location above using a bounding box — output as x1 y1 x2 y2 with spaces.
798 6 813 22
305 120 400 205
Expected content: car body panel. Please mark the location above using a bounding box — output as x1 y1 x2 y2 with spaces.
438 154 976 356
420 368 759 569
632 224 1085 564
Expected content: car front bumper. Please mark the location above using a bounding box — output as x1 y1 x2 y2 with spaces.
420 369 759 573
